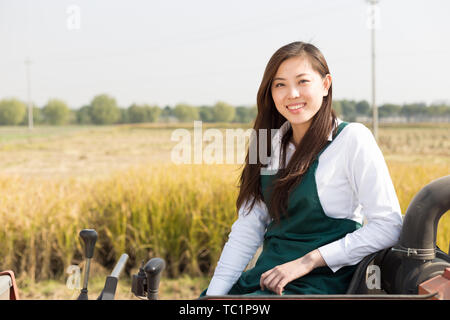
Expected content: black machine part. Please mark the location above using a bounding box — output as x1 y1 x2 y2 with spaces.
131 258 166 300
144 258 166 300
380 247 450 294
131 261 147 297
346 251 380 294
397 175 450 260
77 229 98 300
379 175 450 294
97 253 129 300
79 229 98 259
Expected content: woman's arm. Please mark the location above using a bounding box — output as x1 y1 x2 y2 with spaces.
206 198 271 295
260 248 326 295
317 123 403 272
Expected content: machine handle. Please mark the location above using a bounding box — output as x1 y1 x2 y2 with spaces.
79 229 98 259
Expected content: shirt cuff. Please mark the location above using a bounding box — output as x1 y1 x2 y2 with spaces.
205 277 234 296
317 239 348 273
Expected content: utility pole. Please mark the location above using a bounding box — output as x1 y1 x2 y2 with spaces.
25 57 33 130
367 0 379 141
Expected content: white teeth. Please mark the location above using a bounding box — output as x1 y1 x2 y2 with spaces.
287 103 305 110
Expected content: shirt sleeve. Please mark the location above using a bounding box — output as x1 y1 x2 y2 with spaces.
205 197 272 295
317 123 403 273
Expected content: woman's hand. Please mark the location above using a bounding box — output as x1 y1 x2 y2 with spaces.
259 249 326 295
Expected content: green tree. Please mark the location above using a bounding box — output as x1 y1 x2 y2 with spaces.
212 101 235 123
128 104 148 123
379 103 401 118
161 106 172 117
355 100 370 116
68 109 78 124
117 108 127 124
128 104 161 123
234 106 253 123
400 103 426 122
0 98 27 125
76 105 92 124
32 106 44 125
18 105 43 125
340 100 357 121
199 105 214 122
427 104 450 117
159 106 173 122
42 99 70 125
173 103 199 122
146 105 161 122
89 94 120 125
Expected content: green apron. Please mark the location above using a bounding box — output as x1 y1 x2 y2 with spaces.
202 121 362 296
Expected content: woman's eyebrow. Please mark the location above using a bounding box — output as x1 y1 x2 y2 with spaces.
273 73 310 81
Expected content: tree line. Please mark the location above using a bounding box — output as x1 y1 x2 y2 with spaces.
0 94 449 126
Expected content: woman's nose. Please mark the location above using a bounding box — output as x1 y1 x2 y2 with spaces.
288 86 301 99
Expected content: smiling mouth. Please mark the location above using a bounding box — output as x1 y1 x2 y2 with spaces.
286 103 306 110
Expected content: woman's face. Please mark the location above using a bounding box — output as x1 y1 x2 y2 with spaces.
271 56 331 130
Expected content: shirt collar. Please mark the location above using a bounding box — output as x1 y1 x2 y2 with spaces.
274 118 342 151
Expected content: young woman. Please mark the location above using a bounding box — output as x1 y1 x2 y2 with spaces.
202 41 403 296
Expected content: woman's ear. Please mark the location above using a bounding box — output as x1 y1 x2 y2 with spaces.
323 74 332 97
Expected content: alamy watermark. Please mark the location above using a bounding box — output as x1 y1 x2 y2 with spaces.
66 265 81 290
170 121 279 175
366 264 381 290
66 5 81 30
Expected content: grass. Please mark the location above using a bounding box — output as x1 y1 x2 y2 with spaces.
17 273 210 300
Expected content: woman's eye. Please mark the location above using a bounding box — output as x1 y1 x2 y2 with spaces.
274 80 308 88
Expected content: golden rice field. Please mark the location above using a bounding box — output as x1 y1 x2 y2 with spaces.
0 122 449 299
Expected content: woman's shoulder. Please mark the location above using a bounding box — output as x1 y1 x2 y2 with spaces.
335 122 384 166
339 121 376 145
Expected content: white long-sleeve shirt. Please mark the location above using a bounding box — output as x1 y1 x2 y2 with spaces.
206 119 403 296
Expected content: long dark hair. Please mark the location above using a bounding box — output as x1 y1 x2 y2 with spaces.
236 41 337 223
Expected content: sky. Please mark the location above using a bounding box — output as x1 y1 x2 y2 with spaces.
1 0 449 109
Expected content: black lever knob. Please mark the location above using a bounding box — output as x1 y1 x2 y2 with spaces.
79 229 98 259
144 258 165 300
